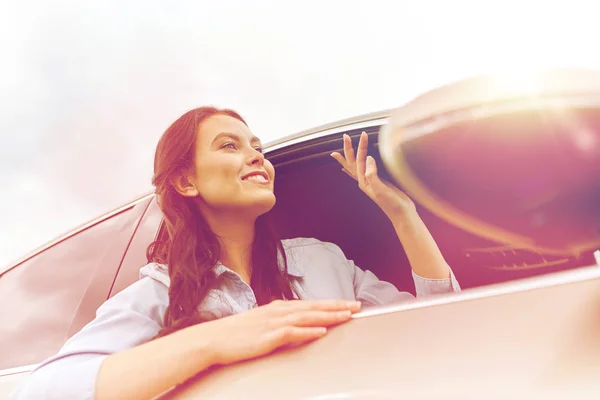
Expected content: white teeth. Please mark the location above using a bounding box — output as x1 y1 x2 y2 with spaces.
244 175 268 182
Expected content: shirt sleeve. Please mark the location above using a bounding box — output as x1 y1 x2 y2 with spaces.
336 244 460 305
350 260 416 306
10 276 168 400
412 269 461 297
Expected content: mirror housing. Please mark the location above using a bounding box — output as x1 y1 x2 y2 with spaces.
379 69 600 257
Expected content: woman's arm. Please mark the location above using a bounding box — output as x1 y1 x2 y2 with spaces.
11 277 167 400
388 209 450 280
98 299 360 400
12 276 359 400
331 132 460 293
388 209 461 295
95 324 217 400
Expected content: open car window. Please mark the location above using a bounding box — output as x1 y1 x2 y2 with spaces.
268 128 597 293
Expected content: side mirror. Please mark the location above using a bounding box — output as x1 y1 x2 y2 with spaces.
379 69 600 257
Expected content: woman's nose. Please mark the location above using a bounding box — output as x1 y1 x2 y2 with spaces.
246 148 265 166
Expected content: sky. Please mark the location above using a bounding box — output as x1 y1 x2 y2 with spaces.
1 0 600 268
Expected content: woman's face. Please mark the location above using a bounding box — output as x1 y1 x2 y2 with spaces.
190 114 276 216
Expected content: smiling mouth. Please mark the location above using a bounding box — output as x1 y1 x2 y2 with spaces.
241 171 270 184
244 175 269 183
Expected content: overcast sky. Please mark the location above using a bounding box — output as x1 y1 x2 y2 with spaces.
1 0 599 267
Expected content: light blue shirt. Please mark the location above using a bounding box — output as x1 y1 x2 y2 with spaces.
11 238 461 399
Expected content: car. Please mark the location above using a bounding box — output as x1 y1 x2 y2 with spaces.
1 70 599 399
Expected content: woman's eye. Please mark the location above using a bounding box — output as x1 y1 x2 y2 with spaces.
254 147 263 154
221 142 237 150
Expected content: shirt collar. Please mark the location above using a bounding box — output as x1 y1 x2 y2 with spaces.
285 260 305 278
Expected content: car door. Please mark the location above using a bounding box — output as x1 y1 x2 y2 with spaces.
166 263 600 399
0 194 155 396
109 196 164 298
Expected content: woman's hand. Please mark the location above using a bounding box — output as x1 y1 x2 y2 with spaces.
200 299 361 366
331 132 454 282
95 299 359 400
331 132 416 218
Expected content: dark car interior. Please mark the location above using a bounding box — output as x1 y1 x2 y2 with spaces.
268 127 597 293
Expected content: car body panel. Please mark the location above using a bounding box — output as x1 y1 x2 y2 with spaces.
66 196 155 337
0 198 149 369
110 197 163 298
167 264 600 399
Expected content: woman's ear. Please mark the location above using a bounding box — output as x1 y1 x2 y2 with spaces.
171 169 199 198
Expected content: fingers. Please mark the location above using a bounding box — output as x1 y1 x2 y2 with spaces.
330 134 357 175
268 326 328 349
355 132 369 187
271 299 361 313
224 300 361 364
330 152 348 170
341 168 356 180
342 133 356 165
365 155 378 183
281 309 353 328
268 306 356 350
331 133 370 184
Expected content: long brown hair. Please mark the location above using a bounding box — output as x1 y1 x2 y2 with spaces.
147 106 295 338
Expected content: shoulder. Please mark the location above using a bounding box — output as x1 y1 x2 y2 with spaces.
281 237 351 276
281 237 342 252
282 237 347 259
139 262 170 287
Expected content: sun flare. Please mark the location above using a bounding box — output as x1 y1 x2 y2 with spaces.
492 69 542 96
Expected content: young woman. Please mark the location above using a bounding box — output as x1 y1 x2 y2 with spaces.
12 107 460 400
